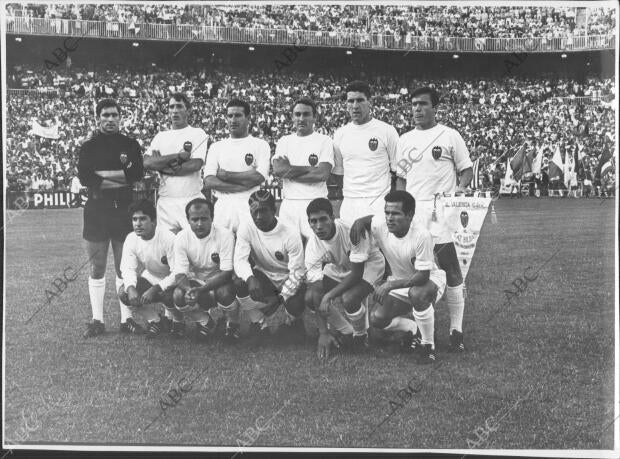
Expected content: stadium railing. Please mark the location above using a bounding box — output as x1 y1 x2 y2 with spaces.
5 17 616 52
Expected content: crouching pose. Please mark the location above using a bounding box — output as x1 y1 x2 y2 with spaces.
234 190 306 346
118 199 176 338
171 198 239 341
351 191 446 364
304 198 385 360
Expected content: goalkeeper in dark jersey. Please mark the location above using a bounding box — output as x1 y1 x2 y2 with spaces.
78 99 144 338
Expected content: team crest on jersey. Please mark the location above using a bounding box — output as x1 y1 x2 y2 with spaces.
160 255 168 265
368 137 379 151
245 153 254 166
275 251 284 261
183 141 192 153
432 146 442 160
119 152 132 168
211 253 220 263
308 154 318 166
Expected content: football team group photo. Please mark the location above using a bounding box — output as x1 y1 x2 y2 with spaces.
2 0 618 456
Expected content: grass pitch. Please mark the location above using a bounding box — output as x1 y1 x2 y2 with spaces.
3 197 617 451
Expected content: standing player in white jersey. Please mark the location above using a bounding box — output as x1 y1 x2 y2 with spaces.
304 198 386 360
144 93 209 234
234 190 306 345
118 199 176 338
204 99 271 233
332 81 399 225
272 98 334 241
171 198 239 341
351 191 446 363
395 87 473 353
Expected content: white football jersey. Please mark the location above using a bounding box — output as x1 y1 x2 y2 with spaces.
172 224 235 281
204 135 271 200
145 125 209 198
396 123 472 201
305 219 385 285
120 226 176 290
370 215 444 287
333 118 399 198
234 219 304 301
273 132 334 200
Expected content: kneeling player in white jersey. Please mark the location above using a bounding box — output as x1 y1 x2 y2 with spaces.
118 199 176 338
171 198 239 341
272 98 334 241
304 198 386 360
234 190 306 346
395 87 472 352
351 191 446 364
144 93 209 234
204 99 271 233
332 80 399 225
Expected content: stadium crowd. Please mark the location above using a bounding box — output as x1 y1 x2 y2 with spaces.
6 66 616 194
6 4 616 38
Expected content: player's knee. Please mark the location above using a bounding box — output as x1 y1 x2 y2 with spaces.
215 283 236 305
90 264 106 279
370 309 391 329
341 291 361 313
173 287 186 307
233 277 249 297
161 288 175 309
446 270 463 287
285 294 305 317
408 287 429 311
118 291 130 306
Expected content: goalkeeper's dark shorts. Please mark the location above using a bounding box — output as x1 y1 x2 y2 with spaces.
83 188 133 243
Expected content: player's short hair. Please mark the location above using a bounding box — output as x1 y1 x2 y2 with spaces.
384 190 416 215
306 198 334 218
96 99 120 117
226 99 251 117
128 199 156 221
249 189 276 212
185 198 214 219
293 98 317 117
169 92 191 110
412 86 440 107
345 81 372 99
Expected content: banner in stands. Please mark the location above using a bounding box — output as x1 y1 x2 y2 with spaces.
442 196 492 282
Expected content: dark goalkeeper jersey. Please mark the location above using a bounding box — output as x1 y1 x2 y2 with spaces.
78 131 143 198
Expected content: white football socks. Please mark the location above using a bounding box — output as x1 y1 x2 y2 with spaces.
88 276 105 322
412 305 435 347
326 306 355 335
116 276 133 323
218 299 240 325
345 303 367 336
237 295 265 324
446 284 465 333
384 316 418 333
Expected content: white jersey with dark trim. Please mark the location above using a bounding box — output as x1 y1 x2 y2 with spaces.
333 118 399 198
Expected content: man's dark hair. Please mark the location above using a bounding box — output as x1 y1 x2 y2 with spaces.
226 98 251 117
96 99 121 117
128 199 156 221
185 198 214 219
345 81 372 99
249 189 276 212
412 86 440 107
384 190 416 215
293 97 318 117
170 92 191 111
306 198 334 217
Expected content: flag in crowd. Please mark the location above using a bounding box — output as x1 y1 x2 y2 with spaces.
471 158 480 189
549 145 564 182
30 119 59 139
